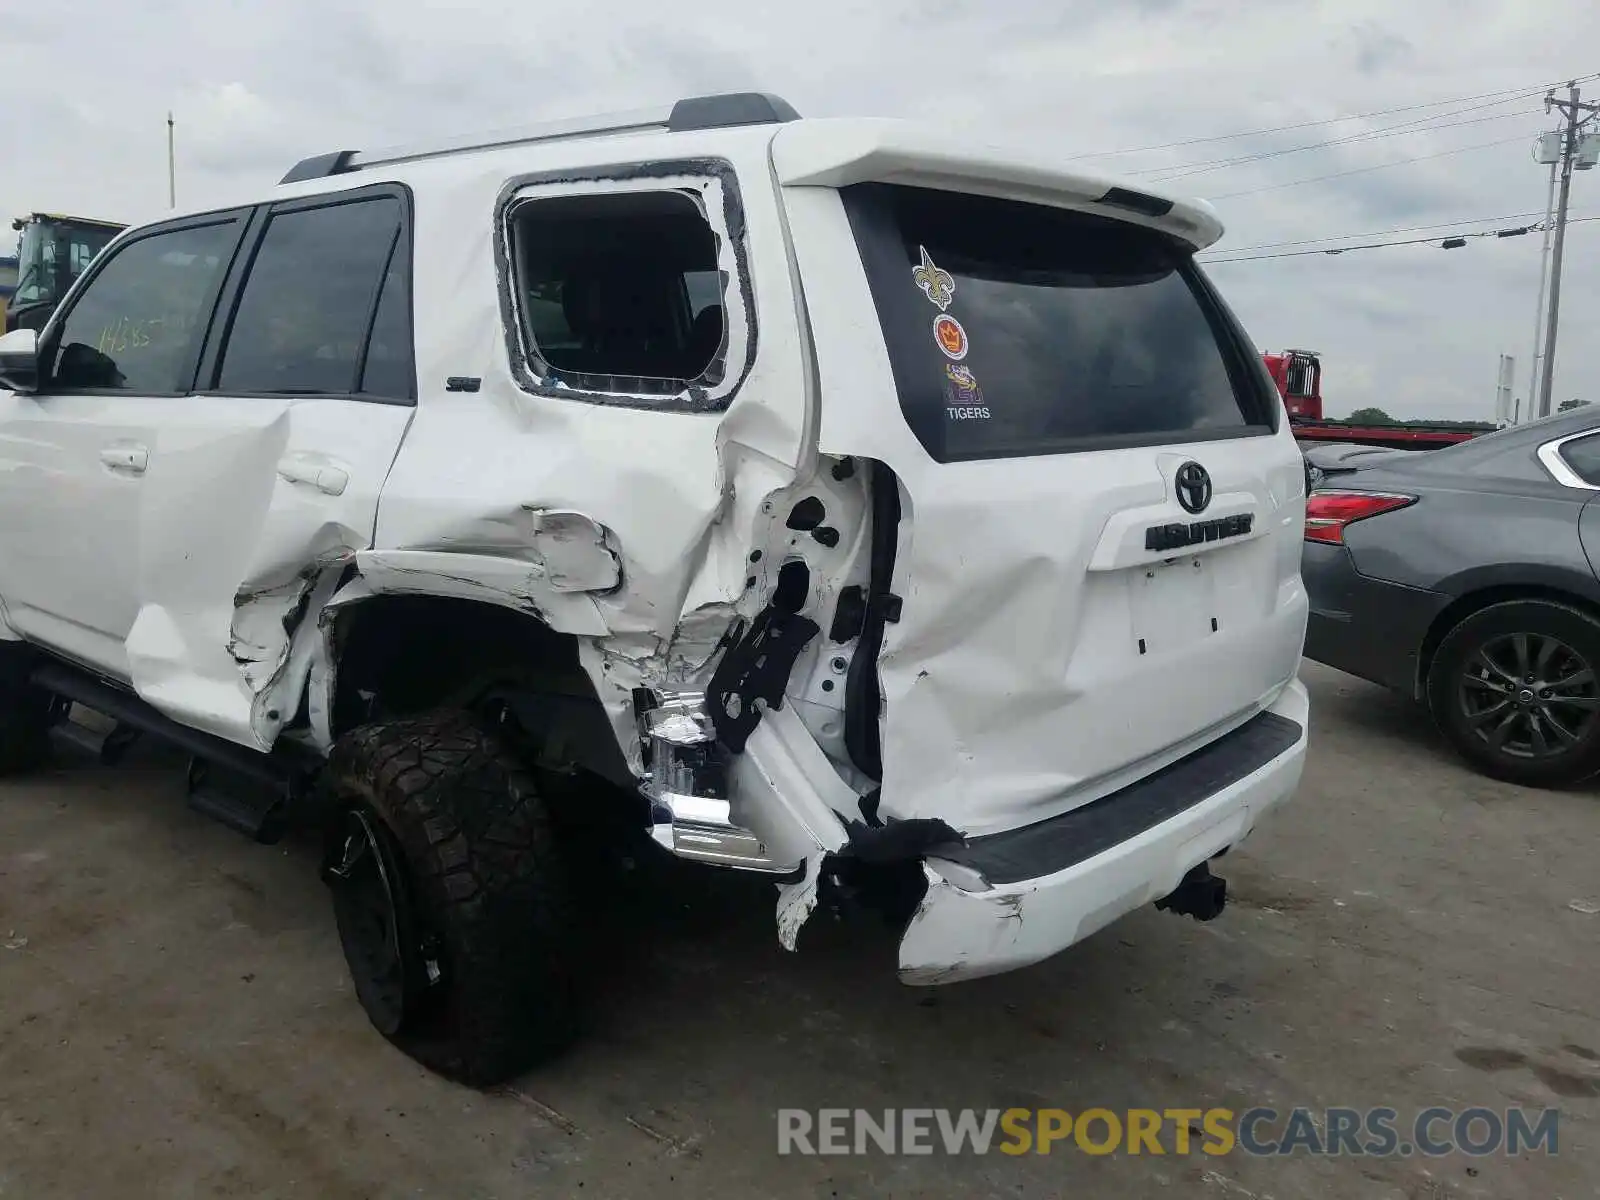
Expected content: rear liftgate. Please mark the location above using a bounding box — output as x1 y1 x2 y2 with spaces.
763 164 1308 969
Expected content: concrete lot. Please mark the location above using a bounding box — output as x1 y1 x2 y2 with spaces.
1 660 1596 1199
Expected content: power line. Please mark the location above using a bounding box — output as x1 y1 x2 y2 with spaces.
1207 133 1532 200
1203 209 1558 255
1069 72 1600 160
1205 215 1599 264
1207 226 1535 262
1140 106 1542 182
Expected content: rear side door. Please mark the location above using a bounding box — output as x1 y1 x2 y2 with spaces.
0 213 248 677
124 186 416 749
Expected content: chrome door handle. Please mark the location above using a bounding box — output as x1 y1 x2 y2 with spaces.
99 443 148 474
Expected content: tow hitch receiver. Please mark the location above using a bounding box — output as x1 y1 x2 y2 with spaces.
1155 862 1228 922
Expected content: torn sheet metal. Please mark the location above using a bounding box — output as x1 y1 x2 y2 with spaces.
776 852 824 952
251 564 351 742
329 549 613 636
524 510 621 593
229 573 320 696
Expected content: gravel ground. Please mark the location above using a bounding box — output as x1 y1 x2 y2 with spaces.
0 660 1595 1199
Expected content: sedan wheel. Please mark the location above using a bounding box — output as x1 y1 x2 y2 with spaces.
1430 600 1600 787
1457 632 1600 759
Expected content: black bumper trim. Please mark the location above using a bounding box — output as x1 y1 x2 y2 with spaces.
932 710 1303 886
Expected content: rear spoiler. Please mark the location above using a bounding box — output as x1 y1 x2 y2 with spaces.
771 119 1224 252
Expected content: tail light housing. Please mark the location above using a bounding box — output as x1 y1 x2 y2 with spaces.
1304 490 1416 545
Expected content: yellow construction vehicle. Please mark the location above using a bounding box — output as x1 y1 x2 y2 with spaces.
3 212 126 334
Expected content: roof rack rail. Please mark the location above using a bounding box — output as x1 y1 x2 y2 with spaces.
277 92 799 185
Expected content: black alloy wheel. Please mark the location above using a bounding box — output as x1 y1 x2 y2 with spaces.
1429 599 1600 787
325 806 432 1038
1456 631 1600 761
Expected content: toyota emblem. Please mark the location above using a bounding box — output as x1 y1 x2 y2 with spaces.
1175 462 1212 514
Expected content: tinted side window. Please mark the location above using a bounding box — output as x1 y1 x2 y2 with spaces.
844 184 1269 463
358 252 413 400
217 197 401 395
510 191 726 394
1560 434 1600 485
50 221 239 393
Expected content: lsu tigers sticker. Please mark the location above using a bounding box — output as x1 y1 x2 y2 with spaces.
911 246 955 311
944 363 990 421
933 313 969 361
945 363 983 402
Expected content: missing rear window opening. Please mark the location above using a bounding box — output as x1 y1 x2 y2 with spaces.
511 190 728 396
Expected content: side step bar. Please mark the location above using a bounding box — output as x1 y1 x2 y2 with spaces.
48 708 141 765
30 661 316 843
186 758 291 844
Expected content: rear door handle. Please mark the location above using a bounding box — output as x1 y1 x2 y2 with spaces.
277 454 349 497
99 443 148 474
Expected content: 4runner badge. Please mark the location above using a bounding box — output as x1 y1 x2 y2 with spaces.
933 314 969 361
912 246 955 311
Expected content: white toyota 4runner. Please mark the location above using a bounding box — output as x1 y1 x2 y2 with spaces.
0 93 1309 1084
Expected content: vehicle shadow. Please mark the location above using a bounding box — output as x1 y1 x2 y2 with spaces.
561 831 1237 1113
1307 667 1452 757
1301 661 1600 795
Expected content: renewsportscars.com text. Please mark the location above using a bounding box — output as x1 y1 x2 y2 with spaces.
776 1107 1559 1158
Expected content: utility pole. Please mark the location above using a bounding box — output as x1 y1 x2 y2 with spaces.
1536 83 1600 419
1524 153 1558 422
167 112 176 209
1496 354 1515 426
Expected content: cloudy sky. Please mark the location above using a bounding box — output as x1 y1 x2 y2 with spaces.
5 0 1599 421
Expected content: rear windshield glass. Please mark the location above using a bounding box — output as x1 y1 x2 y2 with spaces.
843 184 1273 462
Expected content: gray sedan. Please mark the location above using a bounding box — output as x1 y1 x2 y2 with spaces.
1302 407 1600 786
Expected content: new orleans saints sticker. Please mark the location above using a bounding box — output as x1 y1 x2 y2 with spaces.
911 246 955 311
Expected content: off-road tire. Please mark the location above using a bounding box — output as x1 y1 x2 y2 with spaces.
1428 599 1600 788
0 647 52 776
323 710 579 1085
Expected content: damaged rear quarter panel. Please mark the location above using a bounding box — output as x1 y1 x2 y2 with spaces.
370 130 817 763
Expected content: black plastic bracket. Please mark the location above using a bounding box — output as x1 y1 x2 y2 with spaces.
707 607 819 753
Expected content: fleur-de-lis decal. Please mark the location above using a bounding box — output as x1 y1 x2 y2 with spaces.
911 246 955 311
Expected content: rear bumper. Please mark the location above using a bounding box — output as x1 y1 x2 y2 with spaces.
897 678 1309 984
1301 542 1442 695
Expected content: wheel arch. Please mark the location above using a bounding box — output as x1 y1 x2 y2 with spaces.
1416 581 1600 697
325 592 631 785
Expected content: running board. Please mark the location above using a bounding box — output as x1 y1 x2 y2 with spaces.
648 793 799 874
187 758 290 844
31 660 316 842
49 708 141 765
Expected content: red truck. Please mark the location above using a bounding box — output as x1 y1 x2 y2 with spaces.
1263 349 1493 450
